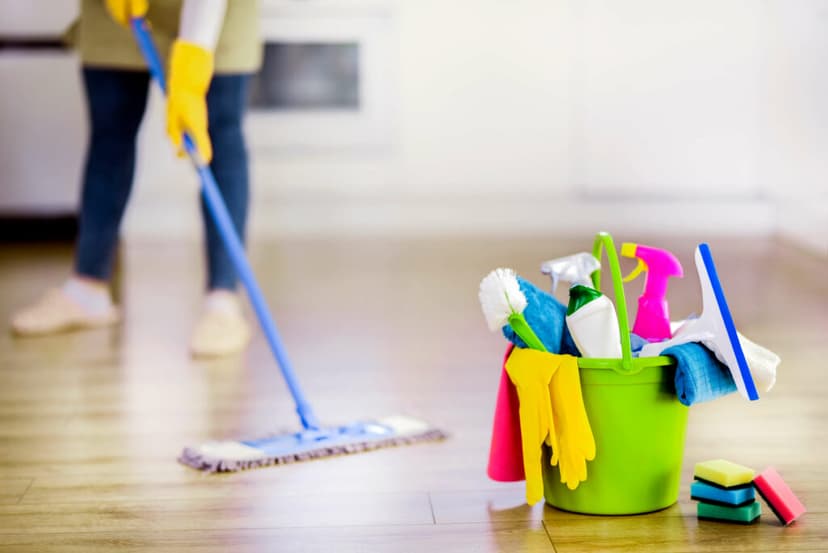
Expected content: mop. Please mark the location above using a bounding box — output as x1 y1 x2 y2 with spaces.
130 18 445 472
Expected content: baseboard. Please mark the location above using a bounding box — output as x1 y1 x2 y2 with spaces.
0 213 78 242
122 198 776 241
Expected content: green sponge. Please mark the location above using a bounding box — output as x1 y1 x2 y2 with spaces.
698 500 761 524
694 459 755 488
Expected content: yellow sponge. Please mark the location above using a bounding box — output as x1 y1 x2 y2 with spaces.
694 459 755 488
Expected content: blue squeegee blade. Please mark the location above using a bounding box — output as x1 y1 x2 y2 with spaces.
698 243 759 401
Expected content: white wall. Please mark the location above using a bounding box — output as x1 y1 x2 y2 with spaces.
759 0 828 255
2 1 825 253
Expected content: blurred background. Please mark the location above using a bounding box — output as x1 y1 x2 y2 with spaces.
0 0 826 254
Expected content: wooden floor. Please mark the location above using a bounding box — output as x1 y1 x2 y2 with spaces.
0 235 826 552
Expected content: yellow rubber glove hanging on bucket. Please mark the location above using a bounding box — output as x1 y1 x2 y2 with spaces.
104 0 148 26
505 348 560 505
168 40 214 164
506 348 596 504
549 355 596 490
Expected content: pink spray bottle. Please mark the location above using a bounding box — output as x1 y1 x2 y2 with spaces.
620 243 684 342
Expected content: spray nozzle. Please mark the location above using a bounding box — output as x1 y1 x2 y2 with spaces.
620 242 683 297
540 252 600 293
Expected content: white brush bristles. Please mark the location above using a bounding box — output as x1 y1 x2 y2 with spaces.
479 268 527 331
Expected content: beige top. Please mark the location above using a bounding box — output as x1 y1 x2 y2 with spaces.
71 0 262 73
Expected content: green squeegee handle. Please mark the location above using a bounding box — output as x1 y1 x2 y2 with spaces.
130 18 321 431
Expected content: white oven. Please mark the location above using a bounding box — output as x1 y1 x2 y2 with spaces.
247 0 398 153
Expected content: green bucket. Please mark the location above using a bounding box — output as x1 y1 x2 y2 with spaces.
542 232 689 515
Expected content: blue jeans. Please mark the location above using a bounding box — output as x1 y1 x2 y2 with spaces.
75 67 251 291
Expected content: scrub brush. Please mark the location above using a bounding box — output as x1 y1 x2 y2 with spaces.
479 268 547 352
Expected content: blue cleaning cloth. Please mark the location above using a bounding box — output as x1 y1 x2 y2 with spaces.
662 342 737 406
502 277 580 355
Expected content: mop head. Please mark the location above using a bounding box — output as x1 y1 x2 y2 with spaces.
179 415 447 472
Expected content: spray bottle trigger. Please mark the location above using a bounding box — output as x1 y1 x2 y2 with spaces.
623 259 647 283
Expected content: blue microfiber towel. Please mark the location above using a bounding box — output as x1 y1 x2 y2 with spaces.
502 277 580 355
662 342 737 406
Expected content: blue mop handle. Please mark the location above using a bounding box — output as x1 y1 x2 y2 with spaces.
130 18 321 431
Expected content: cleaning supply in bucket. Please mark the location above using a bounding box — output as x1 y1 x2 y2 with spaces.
487 345 525 482
540 252 600 294
483 273 579 484
540 252 621 358
665 327 778 394
500 277 580 355
505 347 595 504
503 347 558 504
620 242 683 342
661 342 736 406
513 233 688 515
488 277 580 482
547 353 596 490
734 334 778 393
480 269 546 352
640 243 762 401
753 467 807 525
566 285 623 358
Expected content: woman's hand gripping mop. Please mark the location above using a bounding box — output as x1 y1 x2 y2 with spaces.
479 269 595 505
129 18 445 472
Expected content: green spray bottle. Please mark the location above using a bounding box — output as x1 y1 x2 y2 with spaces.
541 253 622 358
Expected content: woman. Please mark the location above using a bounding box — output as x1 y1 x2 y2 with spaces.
11 0 262 357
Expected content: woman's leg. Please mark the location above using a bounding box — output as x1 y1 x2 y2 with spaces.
201 73 251 291
190 73 252 357
11 67 150 336
75 68 151 281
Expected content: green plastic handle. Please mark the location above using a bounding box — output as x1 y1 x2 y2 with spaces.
509 313 548 352
577 232 675 374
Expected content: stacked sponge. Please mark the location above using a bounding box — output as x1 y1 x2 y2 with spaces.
693 459 761 524
692 460 807 526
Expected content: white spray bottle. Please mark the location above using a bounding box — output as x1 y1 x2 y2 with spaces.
541 253 622 358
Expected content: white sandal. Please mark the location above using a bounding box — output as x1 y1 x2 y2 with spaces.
190 297 251 358
11 288 120 336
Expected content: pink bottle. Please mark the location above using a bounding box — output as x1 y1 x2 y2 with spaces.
621 243 684 342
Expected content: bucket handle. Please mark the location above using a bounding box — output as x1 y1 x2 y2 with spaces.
577 232 675 374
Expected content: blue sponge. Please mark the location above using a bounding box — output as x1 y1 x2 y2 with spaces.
691 480 755 507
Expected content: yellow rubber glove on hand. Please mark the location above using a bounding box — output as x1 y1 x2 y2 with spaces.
505 347 560 505
104 0 148 27
167 40 214 164
548 355 596 490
